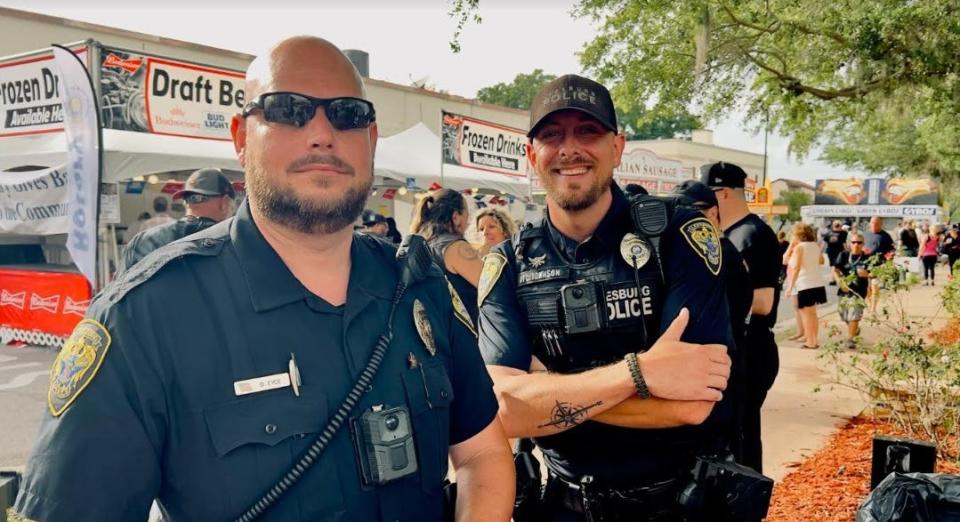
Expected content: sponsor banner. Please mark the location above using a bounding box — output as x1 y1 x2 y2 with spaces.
800 205 940 219
815 178 940 206
0 165 70 234
0 267 92 337
0 47 88 137
99 47 244 140
54 45 101 287
441 111 527 178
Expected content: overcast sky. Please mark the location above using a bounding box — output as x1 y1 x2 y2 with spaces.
2 0 871 184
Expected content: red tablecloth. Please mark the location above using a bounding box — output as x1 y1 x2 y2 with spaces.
0 267 91 337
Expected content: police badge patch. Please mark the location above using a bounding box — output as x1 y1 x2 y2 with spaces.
680 218 723 276
447 280 477 336
48 319 112 417
478 252 507 306
413 299 437 356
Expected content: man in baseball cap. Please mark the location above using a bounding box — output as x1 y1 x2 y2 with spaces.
478 73 739 521
121 168 238 271
359 209 388 237
701 160 781 474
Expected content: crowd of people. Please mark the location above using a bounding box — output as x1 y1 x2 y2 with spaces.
17 33 951 522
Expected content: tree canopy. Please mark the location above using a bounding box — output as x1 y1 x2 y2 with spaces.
476 69 701 140
452 1 960 180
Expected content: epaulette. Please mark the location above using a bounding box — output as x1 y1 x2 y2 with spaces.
103 223 229 305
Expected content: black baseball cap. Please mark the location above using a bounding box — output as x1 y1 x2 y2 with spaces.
173 168 236 200
700 162 748 189
673 180 718 209
361 210 386 227
527 74 618 138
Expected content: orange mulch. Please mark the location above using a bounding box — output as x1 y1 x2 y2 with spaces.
767 416 960 521
931 317 960 344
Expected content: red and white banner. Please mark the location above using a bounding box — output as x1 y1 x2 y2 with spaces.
441 111 528 178
0 268 92 337
614 147 693 194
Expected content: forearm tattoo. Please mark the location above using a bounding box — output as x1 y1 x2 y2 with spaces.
537 400 603 429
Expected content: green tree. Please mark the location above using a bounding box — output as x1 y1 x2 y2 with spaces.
476 69 556 109
774 189 812 223
477 70 702 140
450 1 960 180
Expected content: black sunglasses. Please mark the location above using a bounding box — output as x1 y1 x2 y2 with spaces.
851 241 863 244
242 92 376 130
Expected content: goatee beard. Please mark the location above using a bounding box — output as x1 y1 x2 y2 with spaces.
247 165 372 234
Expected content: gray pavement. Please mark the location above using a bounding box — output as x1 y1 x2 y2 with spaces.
0 345 54 471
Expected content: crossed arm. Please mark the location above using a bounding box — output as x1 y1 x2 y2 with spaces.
487 310 731 438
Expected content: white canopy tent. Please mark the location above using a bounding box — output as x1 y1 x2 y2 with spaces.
375 123 531 197
0 130 241 181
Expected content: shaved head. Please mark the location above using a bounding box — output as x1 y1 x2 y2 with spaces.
232 35 377 235
245 36 365 101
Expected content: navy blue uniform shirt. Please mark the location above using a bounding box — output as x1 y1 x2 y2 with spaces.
16 200 497 522
477 184 735 484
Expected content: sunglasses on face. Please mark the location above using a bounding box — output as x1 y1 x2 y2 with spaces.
851 241 863 244
242 92 376 130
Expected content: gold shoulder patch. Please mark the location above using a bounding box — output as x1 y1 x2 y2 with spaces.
447 279 478 337
48 319 111 417
680 218 723 276
477 252 507 307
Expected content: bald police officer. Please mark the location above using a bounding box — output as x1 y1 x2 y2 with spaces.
120 167 237 271
16 36 513 522
478 75 735 521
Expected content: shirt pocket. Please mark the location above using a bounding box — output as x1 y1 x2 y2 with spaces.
401 360 455 493
203 386 345 518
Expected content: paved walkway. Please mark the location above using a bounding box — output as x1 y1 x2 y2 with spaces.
764 272 951 481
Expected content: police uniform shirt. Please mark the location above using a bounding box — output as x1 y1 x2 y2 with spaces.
724 214 782 327
120 214 219 272
16 200 497 522
477 183 735 485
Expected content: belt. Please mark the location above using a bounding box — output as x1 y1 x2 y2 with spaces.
546 472 682 519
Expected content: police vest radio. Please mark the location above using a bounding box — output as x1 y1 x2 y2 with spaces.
353 404 418 486
560 280 604 335
628 194 672 284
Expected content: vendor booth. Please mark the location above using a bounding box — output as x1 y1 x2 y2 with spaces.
0 42 540 346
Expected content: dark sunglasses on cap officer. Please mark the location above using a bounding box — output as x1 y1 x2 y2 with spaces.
242 91 376 130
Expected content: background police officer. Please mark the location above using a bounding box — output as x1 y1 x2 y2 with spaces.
120 167 237 271
477 75 735 521
703 162 782 474
16 36 514 522
673 180 753 460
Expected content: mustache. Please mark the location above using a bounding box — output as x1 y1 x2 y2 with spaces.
287 154 355 175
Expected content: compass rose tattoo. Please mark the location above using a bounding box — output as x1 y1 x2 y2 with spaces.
537 400 603 429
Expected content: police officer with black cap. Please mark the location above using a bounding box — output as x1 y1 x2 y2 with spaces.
478 74 736 521
120 167 237 271
702 162 782 474
673 180 753 458
16 36 514 521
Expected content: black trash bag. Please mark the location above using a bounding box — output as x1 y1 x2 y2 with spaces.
857 472 960 522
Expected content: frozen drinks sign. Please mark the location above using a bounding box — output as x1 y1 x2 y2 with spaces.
614 148 691 193
441 111 527 178
0 48 88 136
99 47 244 141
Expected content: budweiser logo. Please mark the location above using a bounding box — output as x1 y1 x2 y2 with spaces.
30 293 60 314
63 296 90 317
0 289 25 309
103 53 143 74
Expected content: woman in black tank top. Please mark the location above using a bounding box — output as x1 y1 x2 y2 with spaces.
410 189 483 324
